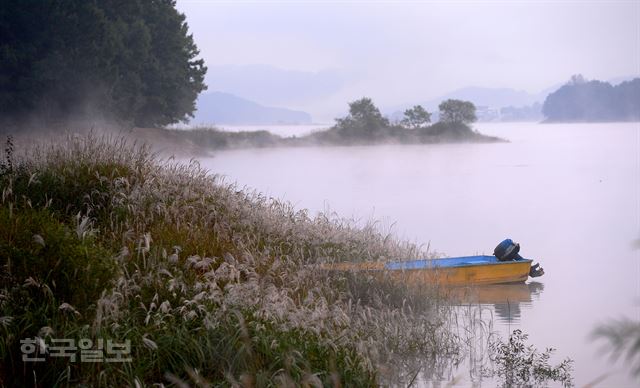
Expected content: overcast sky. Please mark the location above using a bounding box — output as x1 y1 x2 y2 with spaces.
176 0 640 119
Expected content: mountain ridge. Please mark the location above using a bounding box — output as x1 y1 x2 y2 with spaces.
191 91 312 125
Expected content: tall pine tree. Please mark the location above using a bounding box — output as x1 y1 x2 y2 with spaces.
0 0 207 127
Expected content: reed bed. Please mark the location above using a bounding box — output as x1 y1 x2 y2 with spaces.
0 134 459 386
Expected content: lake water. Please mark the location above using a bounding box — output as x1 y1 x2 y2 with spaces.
198 122 640 387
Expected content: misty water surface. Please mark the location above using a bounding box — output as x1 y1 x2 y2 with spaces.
216 124 328 138
198 122 639 387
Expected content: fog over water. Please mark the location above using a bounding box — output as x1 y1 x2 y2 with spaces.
216 124 330 138
199 122 640 387
176 1 640 121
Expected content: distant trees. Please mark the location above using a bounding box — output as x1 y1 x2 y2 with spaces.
0 0 207 127
568 74 587 85
500 103 543 122
401 105 431 128
339 97 389 128
309 97 496 145
542 75 640 122
438 99 477 124
334 97 390 140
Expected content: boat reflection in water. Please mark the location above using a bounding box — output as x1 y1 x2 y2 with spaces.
447 282 545 323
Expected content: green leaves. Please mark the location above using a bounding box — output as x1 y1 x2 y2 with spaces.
0 207 118 316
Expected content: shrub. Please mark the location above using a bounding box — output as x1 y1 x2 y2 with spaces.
0 207 117 316
484 329 574 387
0 206 118 386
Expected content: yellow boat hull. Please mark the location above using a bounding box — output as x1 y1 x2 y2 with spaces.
389 260 532 286
321 258 532 286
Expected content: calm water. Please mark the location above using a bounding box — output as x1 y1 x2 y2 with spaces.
198 122 640 387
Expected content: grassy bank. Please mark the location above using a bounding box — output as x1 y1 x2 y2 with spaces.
0 134 458 386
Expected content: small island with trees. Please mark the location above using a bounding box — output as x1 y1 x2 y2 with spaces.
304 97 500 146
132 97 502 154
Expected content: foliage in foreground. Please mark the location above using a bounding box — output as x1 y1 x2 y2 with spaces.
0 134 457 386
592 317 640 377
484 329 574 388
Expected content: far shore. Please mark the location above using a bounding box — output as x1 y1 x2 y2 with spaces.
130 122 505 156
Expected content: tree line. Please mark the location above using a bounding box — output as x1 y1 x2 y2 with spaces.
0 0 481 133
0 0 207 128
543 75 640 122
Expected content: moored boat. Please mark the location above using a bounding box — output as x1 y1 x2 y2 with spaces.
321 239 544 286
383 255 533 286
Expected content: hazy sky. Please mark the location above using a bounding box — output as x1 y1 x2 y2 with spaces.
176 0 640 119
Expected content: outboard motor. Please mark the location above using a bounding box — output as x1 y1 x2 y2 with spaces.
493 239 522 261
494 239 544 278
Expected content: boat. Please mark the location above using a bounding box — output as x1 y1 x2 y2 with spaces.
321 239 544 286
382 255 534 285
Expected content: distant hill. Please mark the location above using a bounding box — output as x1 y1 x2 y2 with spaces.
190 92 312 125
204 64 345 106
542 77 640 122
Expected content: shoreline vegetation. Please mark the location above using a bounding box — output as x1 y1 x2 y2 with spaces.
0 134 458 386
0 97 503 157
131 97 504 155
0 134 575 387
132 120 503 155
0 97 507 156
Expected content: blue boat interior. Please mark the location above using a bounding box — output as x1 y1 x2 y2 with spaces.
384 255 531 270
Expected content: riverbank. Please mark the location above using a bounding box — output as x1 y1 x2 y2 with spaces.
0 134 457 386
